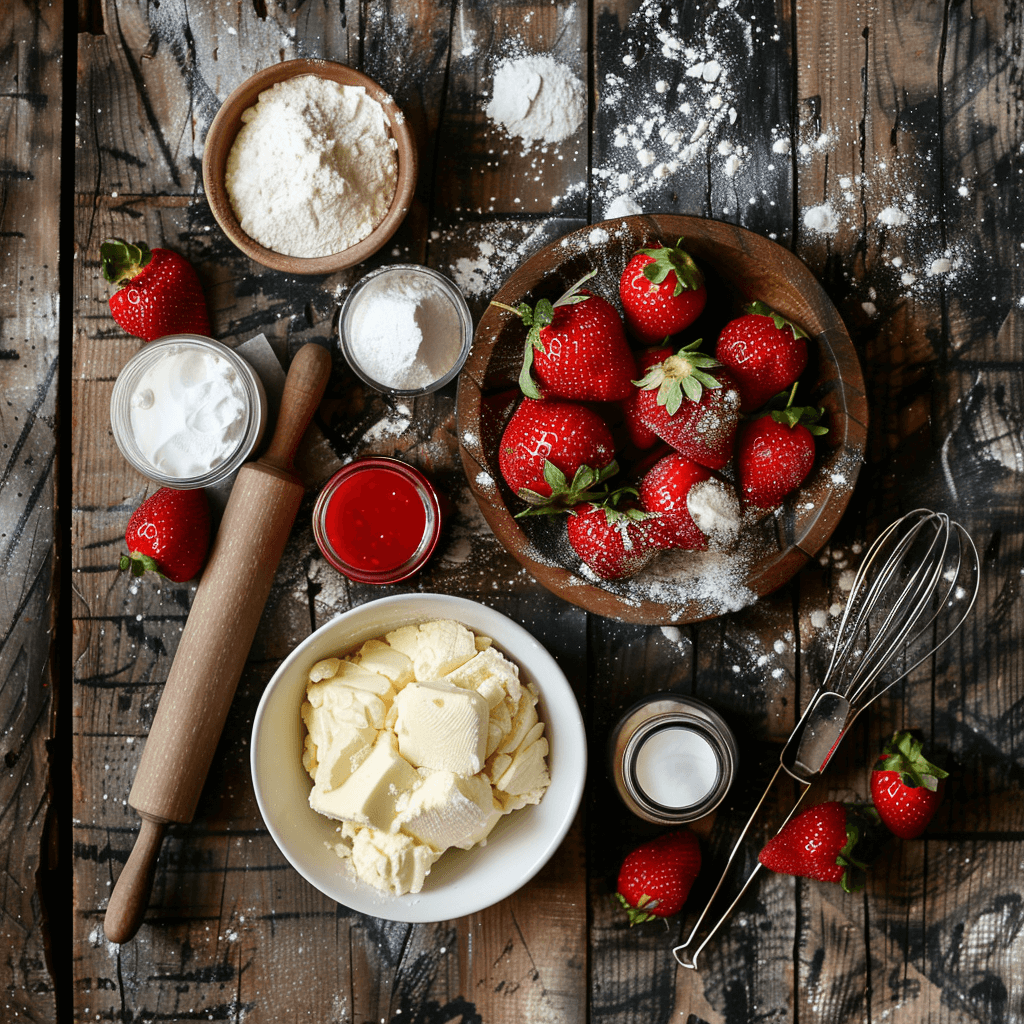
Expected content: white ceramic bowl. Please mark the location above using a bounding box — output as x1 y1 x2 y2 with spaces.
250 593 587 922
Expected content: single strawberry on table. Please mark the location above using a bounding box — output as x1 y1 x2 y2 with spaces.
498 397 618 510
736 388 827 510
870 730 949 839
120 486 211 583
490 270 637 402
637 452 712 550
101 238 211 342
758 801 882 893
615 829 702 925
566 489 656 580
715 301 808 413
619 238 707 346
632 339 742 470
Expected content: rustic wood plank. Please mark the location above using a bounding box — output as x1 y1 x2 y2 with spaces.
0 3 62 1020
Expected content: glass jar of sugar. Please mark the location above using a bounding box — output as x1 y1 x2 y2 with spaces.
339 265 473 395
110 335 268 488
609 693 738 825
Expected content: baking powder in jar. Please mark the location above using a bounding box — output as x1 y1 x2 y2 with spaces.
110 335 267 488
609 693 738 825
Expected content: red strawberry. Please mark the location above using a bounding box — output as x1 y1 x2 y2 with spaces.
758 802 876 892
566 492 656 579
620 346 666 450
491 271 636 402
638 453 712 550
632 341 741 470
615 830 701 925
101 239 211 342
736 395 827 510
619 239 707 345
120 487 211 583
870 731 949 839
498 398 618 509
715 301 808 412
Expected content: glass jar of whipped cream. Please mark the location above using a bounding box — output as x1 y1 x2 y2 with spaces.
110 335 268 489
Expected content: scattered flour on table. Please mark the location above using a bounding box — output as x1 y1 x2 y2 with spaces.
225 75 397 258
485 53 586 146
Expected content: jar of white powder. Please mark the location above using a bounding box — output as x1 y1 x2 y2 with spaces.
339 265 473 395
110 336 268 488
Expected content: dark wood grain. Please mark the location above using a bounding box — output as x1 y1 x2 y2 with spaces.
0 3 61 1021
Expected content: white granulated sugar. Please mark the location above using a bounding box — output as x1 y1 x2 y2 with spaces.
362 405 412 443
861 301 877 316
605 195 643 218
345 270 463 390
225 76 397 258
475 470 494 488
486 53 586 146
629 547 757 616
723 153 742 177
446 221 553 299
929 257 952 275
588 227 611 244
878 206 910 227
810 609 827 628
803 204 839 234
687 479 741 546
772 137 791 155
901 271 917 286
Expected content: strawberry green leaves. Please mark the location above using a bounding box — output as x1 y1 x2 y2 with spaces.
100 239 155 284
633 338 723 412
636 238 704 296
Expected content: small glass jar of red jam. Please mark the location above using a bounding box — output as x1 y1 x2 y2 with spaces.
312 457 442 584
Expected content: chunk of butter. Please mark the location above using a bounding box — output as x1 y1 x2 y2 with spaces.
309 731 419 831
395 770 500 852
348 825 440 896
392 680 489 775
385 619 478 678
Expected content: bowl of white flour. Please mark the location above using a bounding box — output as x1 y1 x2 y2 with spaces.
203 59 417 274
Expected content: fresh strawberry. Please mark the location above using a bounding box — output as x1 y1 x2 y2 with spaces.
615 829 701 925
632 340 741 470
101 239 211 342
715 301 808 412
620 347 666 450
638 453 712 550
498 398 618 509
870 731 949 839
736 392 827 510
120 487 211 583
491 270 636 402
619 239 707 345
566 491 656 579
759 802 879 892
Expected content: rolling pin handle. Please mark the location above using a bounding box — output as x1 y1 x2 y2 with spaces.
103 816 167 944
261 343 332 472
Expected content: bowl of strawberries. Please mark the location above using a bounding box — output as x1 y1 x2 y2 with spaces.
457 214 867 624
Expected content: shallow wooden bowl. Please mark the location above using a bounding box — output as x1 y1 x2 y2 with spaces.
202 58 417 275
456 215 868 625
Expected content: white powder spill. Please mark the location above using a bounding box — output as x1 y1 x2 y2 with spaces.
803 204 839 235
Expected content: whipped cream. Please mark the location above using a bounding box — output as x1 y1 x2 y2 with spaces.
129 342 249 478
301 619 551 895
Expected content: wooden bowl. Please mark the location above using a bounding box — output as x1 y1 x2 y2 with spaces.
202 58 417 275
456 215 868 625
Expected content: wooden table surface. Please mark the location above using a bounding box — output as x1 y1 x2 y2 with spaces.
4 0 1022 1021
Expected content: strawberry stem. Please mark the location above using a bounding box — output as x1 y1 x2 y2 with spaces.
635 238 704 295
119 552 164 579
633 338 721 413
101 239 154 285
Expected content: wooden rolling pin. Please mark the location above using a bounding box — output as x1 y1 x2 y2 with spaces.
104 342 331 944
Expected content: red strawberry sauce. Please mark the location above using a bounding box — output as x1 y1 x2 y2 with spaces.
313 457 441 582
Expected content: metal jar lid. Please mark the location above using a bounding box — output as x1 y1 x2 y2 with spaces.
609 693 738 825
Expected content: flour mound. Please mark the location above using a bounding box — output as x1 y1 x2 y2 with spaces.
485 54 586 146
225 75 398 258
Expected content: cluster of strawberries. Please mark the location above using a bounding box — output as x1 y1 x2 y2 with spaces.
493 240 826 580
615 730 947 924
103 239 214 584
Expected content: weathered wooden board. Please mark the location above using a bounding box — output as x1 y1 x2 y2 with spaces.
0 3 62 1021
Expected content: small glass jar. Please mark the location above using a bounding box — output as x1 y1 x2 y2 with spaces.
312 457 443 584
110 335 268 489
339 265 473 396
609 693 738 825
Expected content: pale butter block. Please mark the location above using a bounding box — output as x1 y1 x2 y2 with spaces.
483 751 512 786
441 646 522 709
348 826 440 895
329 660 396 702
486 700 512 758
385 619 478 679
301 698 376 791
352 638 414 688
495 724 550 797
308 657 341 682
395 771 501 852
306 676 386 730
309 732 419 831
393 680 489 775
495 691 539 755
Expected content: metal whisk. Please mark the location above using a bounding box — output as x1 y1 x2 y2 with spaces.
673 509 980 970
